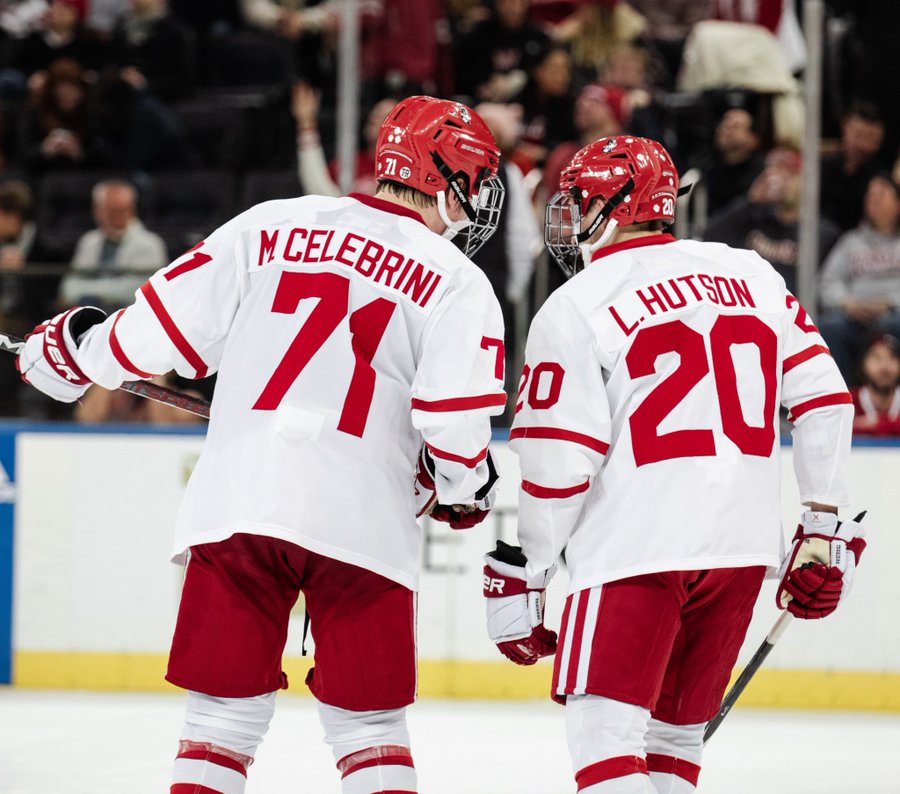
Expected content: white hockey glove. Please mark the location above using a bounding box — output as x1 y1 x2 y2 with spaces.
775 510 867 619
414 446 499 529
17 307 107 402
483 540 557 665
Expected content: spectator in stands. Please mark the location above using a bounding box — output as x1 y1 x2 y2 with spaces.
239 0 336 89
20 56 107 171
454 0 550 103
701 106 766 217
10 0 107 80
85 0 129 37
850 332 900 436
818 173 900 382
711 0 806 73
828 0 900 164
627 0 713 88
510 42 576 174
539 82 628 206
546 0 647 85
291 80 394 197
59 179 168 311
821 102 887 232
110 0 197 101
704 145 840 295
602 42 666 143
0 179 60 324
94 69 190 172
0 179 63 416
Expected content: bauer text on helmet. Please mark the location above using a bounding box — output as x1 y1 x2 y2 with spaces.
375 96 506 257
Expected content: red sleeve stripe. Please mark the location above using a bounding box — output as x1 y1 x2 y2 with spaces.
788 392 853 421
109 310 158 379
509 426 609 455
426 443 488 468
411 393 507 412
522 479 590 499
140 282 208 379
784 344 831 374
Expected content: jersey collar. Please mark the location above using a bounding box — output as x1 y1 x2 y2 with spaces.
349 193 427 227
590 233 677 263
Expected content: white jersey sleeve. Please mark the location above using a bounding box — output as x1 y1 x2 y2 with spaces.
509 296 611 582
411 266 506 505
780 291 853 507
73 213 249 388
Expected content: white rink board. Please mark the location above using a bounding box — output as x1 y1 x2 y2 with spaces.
12 430 900 671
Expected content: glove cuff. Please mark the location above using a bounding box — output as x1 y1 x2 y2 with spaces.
800 510 838 535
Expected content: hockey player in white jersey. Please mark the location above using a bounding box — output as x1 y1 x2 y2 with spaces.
483 136 867 793
18 95 508 794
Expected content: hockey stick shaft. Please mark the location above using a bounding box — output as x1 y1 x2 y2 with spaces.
703 610 793 743
0 331 211 419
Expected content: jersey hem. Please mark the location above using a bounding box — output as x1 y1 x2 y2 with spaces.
171 522 419 591
567 554 780 595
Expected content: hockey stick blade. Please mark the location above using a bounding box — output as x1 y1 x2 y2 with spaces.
0 330 210 419
704 611 793 743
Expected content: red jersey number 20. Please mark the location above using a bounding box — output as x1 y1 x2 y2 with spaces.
253 271 396 437
627 315 778 466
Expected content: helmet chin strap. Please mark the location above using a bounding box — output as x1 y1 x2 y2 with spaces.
579 218 619 267
437 190 471 240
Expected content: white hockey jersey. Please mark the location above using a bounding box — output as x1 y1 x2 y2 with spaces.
72 193 506 589
511 234 852 594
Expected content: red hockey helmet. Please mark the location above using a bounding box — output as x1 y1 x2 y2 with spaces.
375 95 505 256
545 135 679 277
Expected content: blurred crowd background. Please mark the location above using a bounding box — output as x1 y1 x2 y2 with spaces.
0 0 896 435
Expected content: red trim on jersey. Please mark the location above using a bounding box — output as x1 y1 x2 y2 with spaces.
411 393 507 412
426 443 488 468
510 426 610 454
590 234 676 262
140 282 208 378
646 753 701 785
783 344 831 374
576 755 649 788
522 479 590 499
349 193 427 227
176 749 248 776
788 392 853 421
171 785 224 794
109 310 157 379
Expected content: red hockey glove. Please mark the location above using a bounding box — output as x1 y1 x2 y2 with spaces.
415 446 499 529
776 510 867 619
483 540 557 665
17 307 107 402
